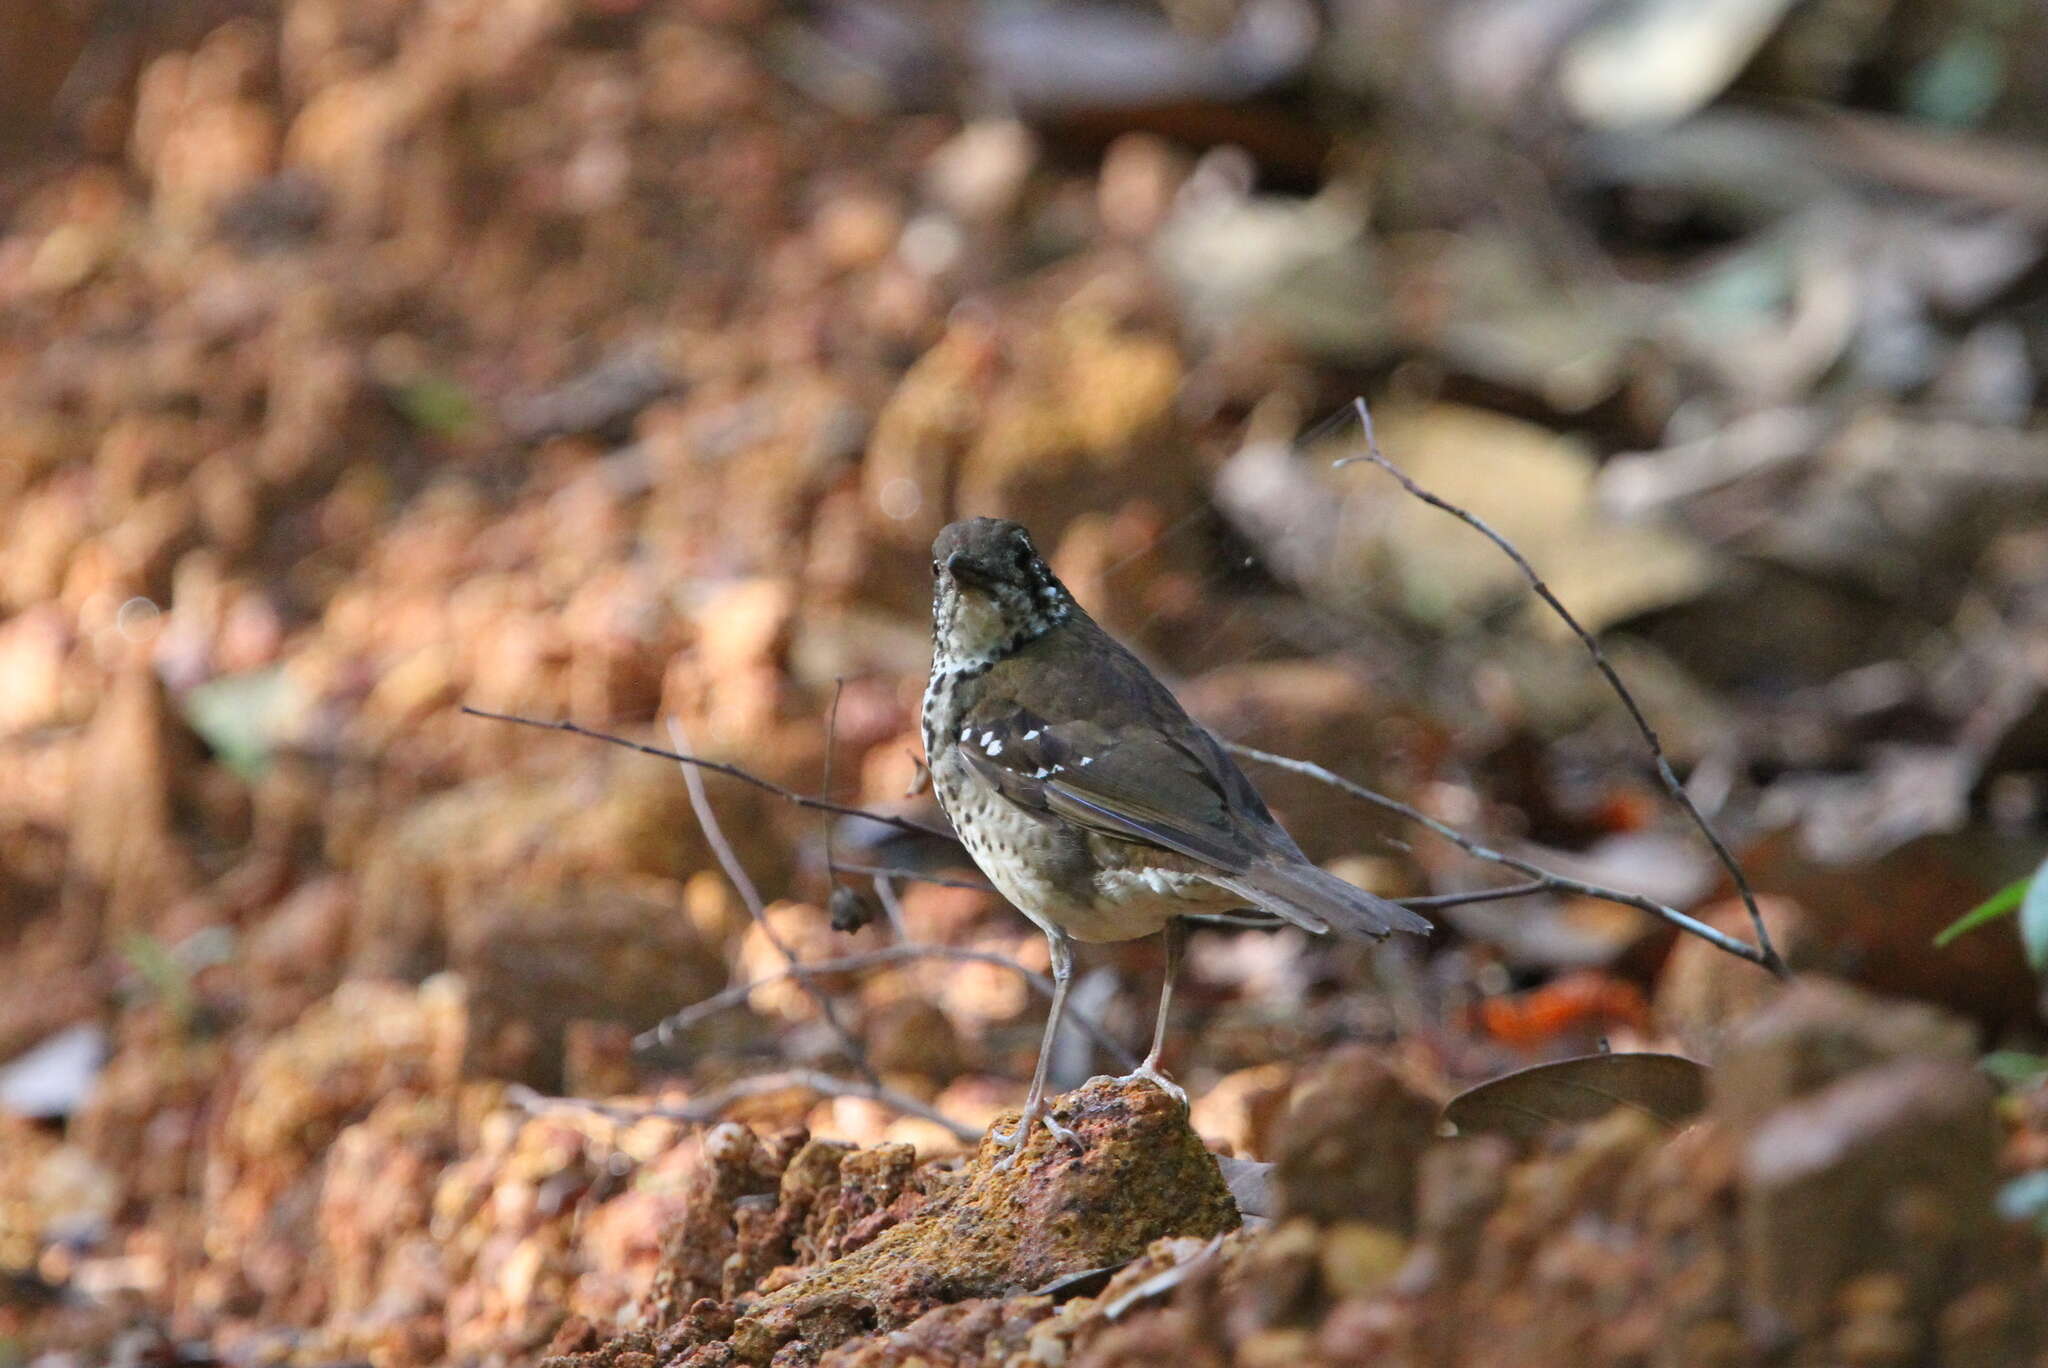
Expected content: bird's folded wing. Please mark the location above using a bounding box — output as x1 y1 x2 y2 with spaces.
956 709 1261 872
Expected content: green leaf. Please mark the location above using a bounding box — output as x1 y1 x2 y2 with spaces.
2022 861 2048 973
394 374 477 437
1934 873 2033 947
1904 28 2004 129
1997 1170 2048 1232
181 667 295 779
1979 1051 2048 1090
119 932 193 1029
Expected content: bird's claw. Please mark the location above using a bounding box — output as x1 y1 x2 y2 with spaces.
989 1105 1084 1170
1118 1062 1188 1111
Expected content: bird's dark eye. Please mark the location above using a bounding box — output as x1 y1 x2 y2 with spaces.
931 559 942 575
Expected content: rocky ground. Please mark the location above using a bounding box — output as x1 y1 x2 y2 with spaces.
14 970 2045 1366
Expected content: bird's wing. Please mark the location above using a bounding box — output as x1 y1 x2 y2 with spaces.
955 706 1263 872
951 619 1429 942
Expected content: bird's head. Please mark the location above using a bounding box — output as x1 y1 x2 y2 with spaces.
930 517 1073 668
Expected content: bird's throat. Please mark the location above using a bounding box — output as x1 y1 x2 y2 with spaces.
931 583 1065 679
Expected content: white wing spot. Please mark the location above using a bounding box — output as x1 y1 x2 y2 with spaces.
986 738 1003 755
1079 755 1094 766
1022 729 1040 741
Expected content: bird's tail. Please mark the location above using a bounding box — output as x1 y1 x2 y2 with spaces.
1213 857 1433 940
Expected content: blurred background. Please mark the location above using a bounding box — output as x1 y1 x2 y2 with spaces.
5 0 2048 1361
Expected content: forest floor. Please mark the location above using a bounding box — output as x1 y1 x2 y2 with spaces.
5 1 2048 1364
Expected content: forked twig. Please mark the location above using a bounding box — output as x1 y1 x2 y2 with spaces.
1226 743 1773 967
1320 397 1784 975
507 1073 980 1144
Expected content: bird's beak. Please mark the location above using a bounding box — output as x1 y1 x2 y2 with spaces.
945 553 995 590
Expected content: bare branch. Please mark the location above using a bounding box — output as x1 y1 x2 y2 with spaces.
667 718 883 1087
459 707 1535 917
460 705 956 843
830 860 992 892
637 942 1139 1072
1400 880 1553 910
822 677 847 887
870 872 909 939
1328 397 1784 976
838 859 1538 913
507 1073 981 1145
1226 742 1777 969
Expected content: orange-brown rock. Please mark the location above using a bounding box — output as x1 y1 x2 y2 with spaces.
1653 896 1824 1058
1708 975 1976 1131
1741 1058 2011 1356
348 755 765 987
191 979 466 1326
1272 1048 1437 1232
723 1077 1237 1364
561 1077 1239 1368
450 879 725 1091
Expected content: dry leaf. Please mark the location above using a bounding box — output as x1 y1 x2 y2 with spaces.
1444 1052 1708 1139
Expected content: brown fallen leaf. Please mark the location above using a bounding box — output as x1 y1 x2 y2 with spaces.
1443 1051 1708 1140
1214 1153 1275 1220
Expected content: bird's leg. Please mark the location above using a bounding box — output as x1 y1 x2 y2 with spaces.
1118 918 1188 1109
992 928 1083 1167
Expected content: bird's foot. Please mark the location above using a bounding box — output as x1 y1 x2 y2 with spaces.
1116 1061 1188 1111
990 1103 1083 1171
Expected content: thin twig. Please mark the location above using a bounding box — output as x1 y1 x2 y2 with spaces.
830 860 993 892
667 718 883 1087
822 677 845 889
1226 743 1775 968
1179 877 1551 931
1330 397 1785 976
1401 880 1552 910
832 858 1536 913
637 942 1139 1071
460 705 956 842
871 872 909 939
507 1073 981 1145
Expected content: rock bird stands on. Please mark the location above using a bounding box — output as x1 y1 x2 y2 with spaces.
922 517 1431 1161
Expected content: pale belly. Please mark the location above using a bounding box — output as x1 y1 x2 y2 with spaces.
931 749 1235 944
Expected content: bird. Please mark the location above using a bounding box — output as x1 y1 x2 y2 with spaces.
921 516 1431 1162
